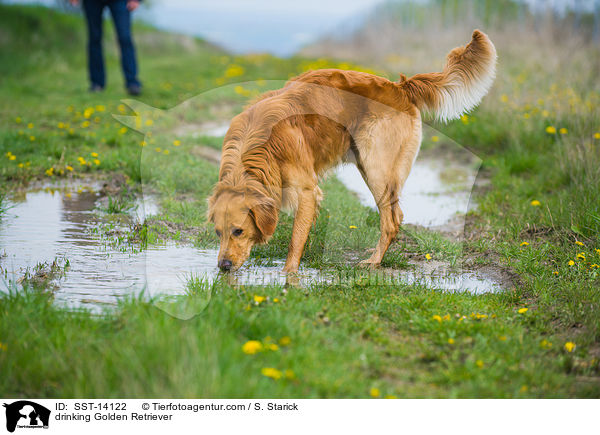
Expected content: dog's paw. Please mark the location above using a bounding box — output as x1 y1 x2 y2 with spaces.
358 259 380 269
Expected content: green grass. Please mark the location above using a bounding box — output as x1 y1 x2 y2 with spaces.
0 4 599 398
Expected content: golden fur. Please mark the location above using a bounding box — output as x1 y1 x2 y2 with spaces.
208 30 497 272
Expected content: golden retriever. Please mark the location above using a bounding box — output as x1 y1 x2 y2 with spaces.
208 30 496 272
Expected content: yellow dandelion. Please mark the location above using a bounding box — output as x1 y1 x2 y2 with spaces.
500 94 509 103
279 336 291 346
594 133 600 139
431 135 439 142
83 107 94 118
568 260 575 266
284 369 295 380
349 225 357 229
253 295 265 304
447 338 455 344
15 117 22 123
518 307 528 314
460 114 469 124
520 385 528 393
268 343 279 351
57 122 65 129
81 121 90 128
140 140 147 147
9 155 16 161
242 340 263 355
17 163 24 168
520 242 529 246
90 152 98 158
261 367 282 380
154 147 162 153
66 165 73 171
564 342 576 353
145 119 154 126
575 241 584 246
273 298 280 303
27 122 34 129
530 200 541 206
432 314 442 323
596 249 600 254
576 253 585 260
163 149 170 155
476 360 484 368
559 127 568 134
553 271 558 275
369 387 381 398
95 104 106 112
173 139 181 146
499 335 507 341
425 253 432 260
45 167 54 177
545 126 556 134
540 339 552 349
93 159 100 165
119 127 128 134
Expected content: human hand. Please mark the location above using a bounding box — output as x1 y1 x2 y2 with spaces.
127 0 140 11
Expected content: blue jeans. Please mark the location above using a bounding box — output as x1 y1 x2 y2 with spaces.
83 0 140 88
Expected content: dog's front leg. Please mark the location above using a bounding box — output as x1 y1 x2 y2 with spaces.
283 187 318 273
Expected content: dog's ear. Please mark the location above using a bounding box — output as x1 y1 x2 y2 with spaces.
249 196 278 243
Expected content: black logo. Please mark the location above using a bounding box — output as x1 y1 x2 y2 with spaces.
3 401 50 433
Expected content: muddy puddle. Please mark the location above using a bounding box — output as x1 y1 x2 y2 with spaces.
0 174 504 312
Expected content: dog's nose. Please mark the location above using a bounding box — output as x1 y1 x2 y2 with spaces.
218 259 232 271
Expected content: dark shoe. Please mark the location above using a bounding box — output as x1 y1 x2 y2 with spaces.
89 84 104 93
127 84 142 96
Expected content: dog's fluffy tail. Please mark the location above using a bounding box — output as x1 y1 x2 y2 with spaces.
399 30 497 122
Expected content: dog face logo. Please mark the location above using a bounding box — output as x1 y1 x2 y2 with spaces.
3 401 50 433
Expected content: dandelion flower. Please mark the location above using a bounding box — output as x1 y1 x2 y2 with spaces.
545 126 556 134
45 167 54 176
268 343 279 351
284 369 295 380
564 342 576 353
15 117 22 123
447 338 455 344
91 152 99 157
83 107 94 119
261 367 282 380
431 136 439 142
119 127 128 134
499 335 507 341
242 340 263 355
253 295 265 304
369 387 380 398
173 139 181 146
9 155 16 161
476 360 484 368
27 122 34 129
518 307 528 314
93 159 100 165
576 253 585 260
29 136 35 141
425 253 432 260
540 339 552 349
66 165 73 172
559 127 568 134
279 336 291 346
520 242 529 247
432 315 442 323
575 241 584 246
530 200 541 206
145 119 154 126
552 271 558 275
594 133 600 140
500 94 509 103
568 260 575 266
349 225 357 229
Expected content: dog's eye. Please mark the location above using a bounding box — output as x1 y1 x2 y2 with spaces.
232 228 243 237
215 229 222 237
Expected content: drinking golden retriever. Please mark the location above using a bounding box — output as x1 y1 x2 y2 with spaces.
208 30 496 272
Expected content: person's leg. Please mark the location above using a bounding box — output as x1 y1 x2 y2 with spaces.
108 0 141 90
82 0 105 89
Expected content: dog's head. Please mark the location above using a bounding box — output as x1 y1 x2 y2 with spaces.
207 185 278 271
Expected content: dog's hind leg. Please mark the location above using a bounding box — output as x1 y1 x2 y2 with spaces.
356 114 421 266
